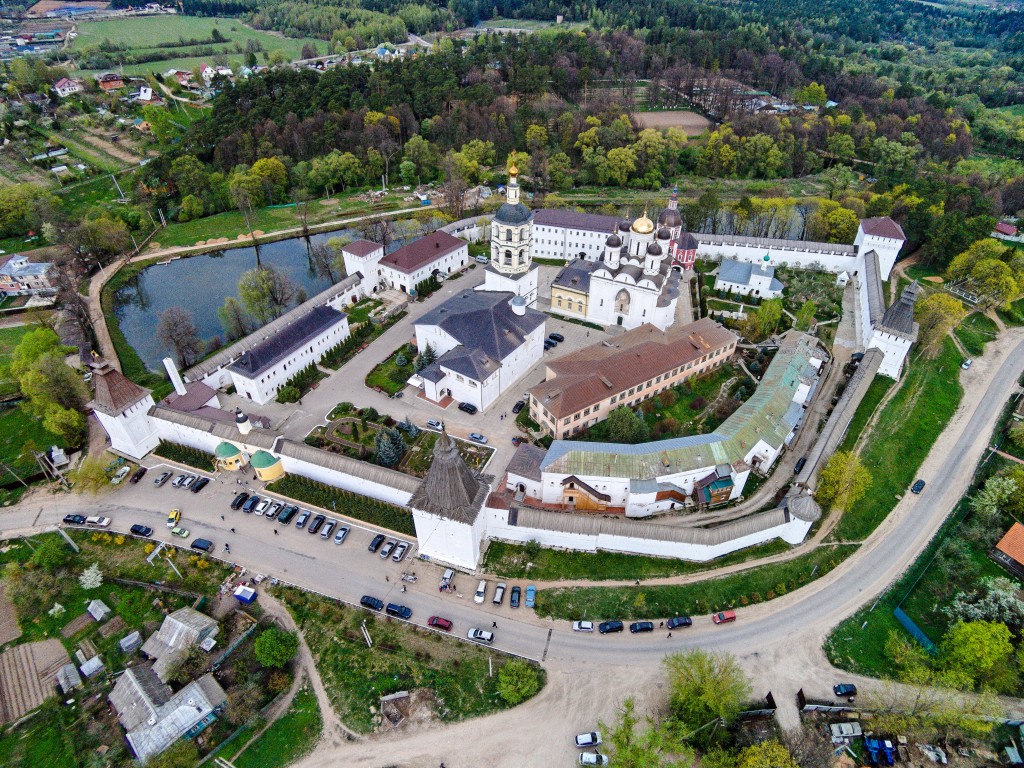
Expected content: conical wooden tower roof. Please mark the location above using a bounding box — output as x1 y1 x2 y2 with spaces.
408 429 486 524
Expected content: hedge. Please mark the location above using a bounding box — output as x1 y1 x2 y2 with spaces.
154 440 216 472
266 474 415 536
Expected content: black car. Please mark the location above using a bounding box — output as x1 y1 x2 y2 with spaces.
458 401 478 415
512 400 525 414
368 533 386 552
666 616 693 630
385 603 412 619
598 620 624 634
793 457 807 475
277 505 299 525
307 514 326 534
129 524 153 537
629 621 654 634
242 495 261 513
129 466 148 484
833 683 858 698
360 595 384 611
544 339 555 350
63 514 86 525
231 492 250 510
510 585 521 608
190 477 210 493
548 332 565 343
911 479 926 494
191 538 214 552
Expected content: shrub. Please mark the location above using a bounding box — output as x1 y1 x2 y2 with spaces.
277 385 301 403
497 660 542 705
690 396 707 411
154 440 216 472
266 474 415 535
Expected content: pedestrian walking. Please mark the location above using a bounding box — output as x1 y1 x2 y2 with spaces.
492 621 497 628
635 578 641 585
385 575 389 582
659 621 664 628
220 515 225 521
273 529 278 535
230 527 235 533
667 632 672 638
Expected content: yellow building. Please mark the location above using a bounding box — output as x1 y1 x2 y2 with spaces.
214 442 245 472
250 450 285 482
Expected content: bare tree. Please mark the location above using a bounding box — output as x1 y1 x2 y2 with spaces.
309 242 336 283
293 188 312 243
358 218 395 251
157 307 203 367
440 156 468 220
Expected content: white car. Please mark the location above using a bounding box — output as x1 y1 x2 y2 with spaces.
254 499 271 516
572 620 594 633
467 628 494 644
575 732 602 748
111 466 131 484
426 419 443 431
467 432 488 444
85 516 111 528
473 580 487 604
579 753 609 766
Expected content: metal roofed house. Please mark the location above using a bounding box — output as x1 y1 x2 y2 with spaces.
507 330 826 517
140 608 218 682
528 318 738 439
109 665 226 762
413 290 546 411
377 231 468 294
227 305 350 405
714 257 784 298
0 255 54 296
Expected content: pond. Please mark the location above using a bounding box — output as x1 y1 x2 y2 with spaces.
112 226 417 372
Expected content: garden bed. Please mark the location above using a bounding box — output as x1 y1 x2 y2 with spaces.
154 440 215 472
265 474 415 535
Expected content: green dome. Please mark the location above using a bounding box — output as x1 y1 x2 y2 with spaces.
215 442 242 459
250 450 280 469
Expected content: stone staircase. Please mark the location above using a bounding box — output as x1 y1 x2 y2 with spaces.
0 639 70 723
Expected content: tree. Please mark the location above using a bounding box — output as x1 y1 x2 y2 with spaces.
309 242 337 283
9 326 61 380
496 659 541 705
969 475 1017 523
793 300 816 331
253 627 299 668
217 297 251 341
664 650 751 742
945 239 1008 283
793 82 827 106
606 406 650 444
945 577 1024 633
970 258 1018 310
440 154 468 220
178 194 204 222
226 682 264 725
1010 423 1024 451
69 215 131 263
939 620 1015 690
815 451 871 510
606 146 637 186
600 698 693 768
806 200 859 243
250 157 288 204
157 307 204 367
740 299 783 342
238 266 296 324
737 740 798 768
399 159 417 186
374 427 406 467
915 294 966 354
73 455 114 494
31 537 73 570
78 562 103 590
415 342 437 372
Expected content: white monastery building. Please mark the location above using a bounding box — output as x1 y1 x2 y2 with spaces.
714 257 784 298
377 231 468 294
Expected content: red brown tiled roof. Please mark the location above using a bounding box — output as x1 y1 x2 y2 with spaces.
380 231 464 274
342 239 383 257
996 522 1024 565
860 217 906 241
88 359 150 417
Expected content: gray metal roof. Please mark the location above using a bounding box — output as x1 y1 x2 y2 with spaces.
863 250 885 326
275 439 421 494
718 257 780 288
697 233 855 256
438 345 499 381
494 202 532 225
228 305 346 379
506 443 546 482
149 406 280 450
553 259 600 293
534 209 619 233
416 291 546 365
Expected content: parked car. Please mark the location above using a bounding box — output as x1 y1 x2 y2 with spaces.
333 526 349 545
368 533 386 552
295 510 311 529
391 541 409 561
630 621 654 634
385 603 412 619
475 254 489 264
111 466 131 484
911 479 926 494
492 582 506 606
474 580 487 604
171 526 190 538
572 620 594 632
712 610 737 624
961 358 973 370
579 753 609 766
510 585 521 608
190 538 214 552
278 505 299 525
833 683 858 698
153 471 171 487
468 432 488 444
426 419 443 430
549 332 565 343
181 475 196 490
63 514 86 525
575 732 602 748
254 499 271 516
190 477 210 493
793 457 807 474
511 436 525 446
666 616 693 630
512 400 525 414
544 339 555 350
129 524 153 537
427 616 453 631
166 508 181 528
467 628 494 644
231 492 250 510
458 402 478 415
360 595 384 611
265 502 282 520
129 466 148 484
171 474 187 488
86 516 111 527
598 620 624 634
307 514 326 534
243 495 261 513
376 539 393 558
525 585 536 608
320 520 336 539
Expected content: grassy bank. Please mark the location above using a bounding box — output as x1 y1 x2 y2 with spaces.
534 545 857 621
230 688 322 768
278 587 545 733
838 376 894 453
954 312 999 357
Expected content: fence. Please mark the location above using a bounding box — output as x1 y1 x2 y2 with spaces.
892 607 938 655
796 688 856 714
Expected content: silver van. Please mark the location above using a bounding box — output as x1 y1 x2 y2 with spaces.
492 582 506 606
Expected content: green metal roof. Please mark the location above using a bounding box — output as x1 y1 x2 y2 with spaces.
215 442 241 459
249 450 281 469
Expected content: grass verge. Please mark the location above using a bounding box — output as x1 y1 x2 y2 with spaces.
838 376 894 453
278 586 545 733
954 312 998 357
266 474 416 536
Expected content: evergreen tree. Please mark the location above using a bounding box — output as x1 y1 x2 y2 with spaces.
374 427 406 467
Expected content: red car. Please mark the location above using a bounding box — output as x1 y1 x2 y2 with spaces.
427 616 453 631
712 610 737 625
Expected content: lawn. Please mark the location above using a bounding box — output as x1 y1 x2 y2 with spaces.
838 376 894 453
0 700 85 768
483 539 793 581
954 311 999 357
72 16 323 77
0 325 31 371
997 297 1024 327
0 404 64 481
229 688 322 768
279 587 545 733
775 266 844 320
365 345 415 395
829 340 964 543
346 297 383 325
534 545 858 621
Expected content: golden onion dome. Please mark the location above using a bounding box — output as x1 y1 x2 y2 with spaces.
631 210 655 235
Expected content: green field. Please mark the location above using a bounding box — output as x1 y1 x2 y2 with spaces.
72 16 323 77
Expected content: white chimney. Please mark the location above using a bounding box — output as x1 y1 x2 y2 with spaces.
163 357 187 396
235 408 252 436
510 295 526 316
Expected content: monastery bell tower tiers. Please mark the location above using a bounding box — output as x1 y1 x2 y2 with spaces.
480 157 540 304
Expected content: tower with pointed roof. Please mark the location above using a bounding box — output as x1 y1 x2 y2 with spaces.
87 357 159 459
409 429 490 569
480 158 540 304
